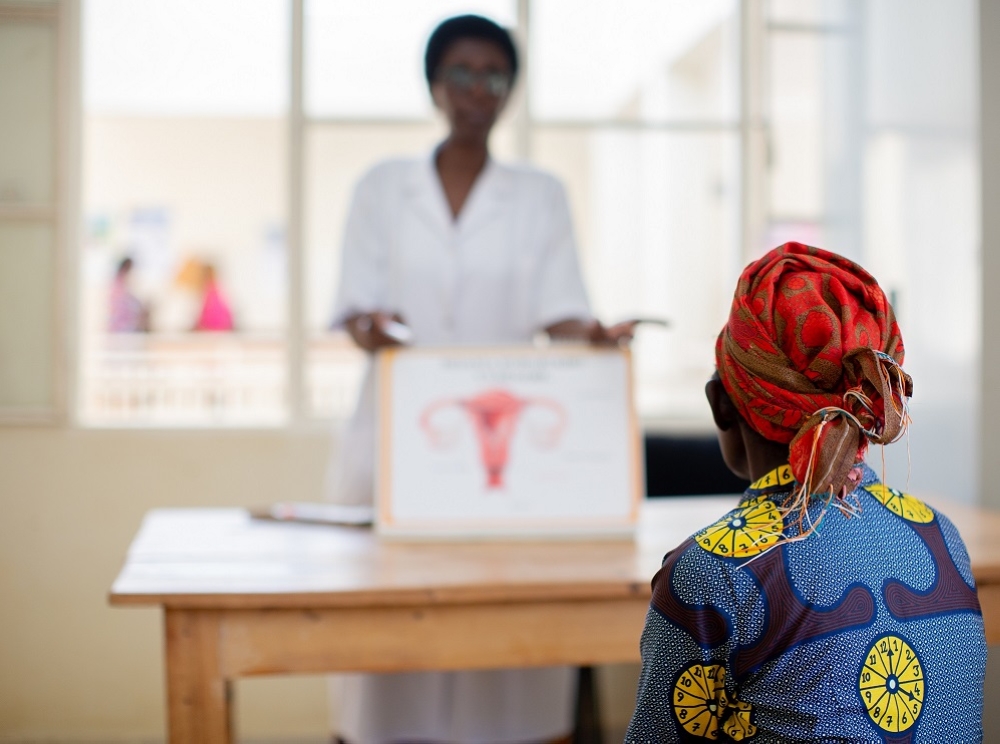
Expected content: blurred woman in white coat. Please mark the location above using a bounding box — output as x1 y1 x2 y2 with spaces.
326 15 631 744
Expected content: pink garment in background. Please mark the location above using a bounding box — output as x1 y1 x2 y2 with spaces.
107 276 145 332
195 282 234 331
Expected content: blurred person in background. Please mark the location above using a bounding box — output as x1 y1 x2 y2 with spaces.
107 256 149 333
325 14 632 744
193 261 235 332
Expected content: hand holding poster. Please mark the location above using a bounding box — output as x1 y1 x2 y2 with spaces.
376 346 640 538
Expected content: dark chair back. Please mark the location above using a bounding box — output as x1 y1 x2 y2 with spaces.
644 433 749 497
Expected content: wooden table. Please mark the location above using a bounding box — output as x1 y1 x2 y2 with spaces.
109 496 1000 744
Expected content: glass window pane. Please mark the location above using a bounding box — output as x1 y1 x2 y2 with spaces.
83 0 288 116
860 0 978 503
533 128 740 421
80 0 288 426
0 223 54 409
0 21 55 206
768 0 854 27
864 0 974 131
530 0 739 122
305 0 516 119
767 23 861 253
767 31 824 222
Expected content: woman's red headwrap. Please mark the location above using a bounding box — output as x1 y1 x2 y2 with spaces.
715 242 912 499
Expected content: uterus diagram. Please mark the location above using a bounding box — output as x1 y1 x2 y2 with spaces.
419 388 567 489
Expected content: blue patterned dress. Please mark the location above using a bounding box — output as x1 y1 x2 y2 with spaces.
626 464 985 743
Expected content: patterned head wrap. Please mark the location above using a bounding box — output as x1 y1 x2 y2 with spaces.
715 242 912 501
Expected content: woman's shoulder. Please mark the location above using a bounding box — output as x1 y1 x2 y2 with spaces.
493 159 566 192
489 161 570 209
356 156 425 186
347 157 429 209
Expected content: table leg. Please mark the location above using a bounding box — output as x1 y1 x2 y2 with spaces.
979 584 1000 644
165 609 234 744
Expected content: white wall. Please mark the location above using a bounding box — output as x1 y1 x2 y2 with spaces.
0 429 333 741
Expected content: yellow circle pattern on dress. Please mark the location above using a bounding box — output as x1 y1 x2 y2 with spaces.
721 698 756 741
673 663 726 739
864 484 934 524
749 464 794 491
672 663 756 741
859 635 925 734
694 496 784 558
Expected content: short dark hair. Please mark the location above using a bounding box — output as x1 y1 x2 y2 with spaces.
424 14 519 88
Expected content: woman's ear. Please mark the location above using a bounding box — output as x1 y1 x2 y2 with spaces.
706 375 751 480
705 376 738 431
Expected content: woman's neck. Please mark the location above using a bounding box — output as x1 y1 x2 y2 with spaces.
435 139 490 218
739 419 792 482
437 138 488 173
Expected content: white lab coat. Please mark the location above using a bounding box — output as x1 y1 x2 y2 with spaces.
325 153 592 744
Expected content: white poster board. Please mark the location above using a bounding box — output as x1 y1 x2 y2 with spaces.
375 346 641 538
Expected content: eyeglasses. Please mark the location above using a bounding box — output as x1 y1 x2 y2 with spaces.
437 66 511 97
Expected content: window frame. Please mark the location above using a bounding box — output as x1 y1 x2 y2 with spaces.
56 0 770 430
0 0 75 425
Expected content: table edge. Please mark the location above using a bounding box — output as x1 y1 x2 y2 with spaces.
108 579 653 610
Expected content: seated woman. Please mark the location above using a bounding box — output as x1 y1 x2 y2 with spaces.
627 242 985 742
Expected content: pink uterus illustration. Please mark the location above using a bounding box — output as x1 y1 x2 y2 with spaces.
420 389 566 489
